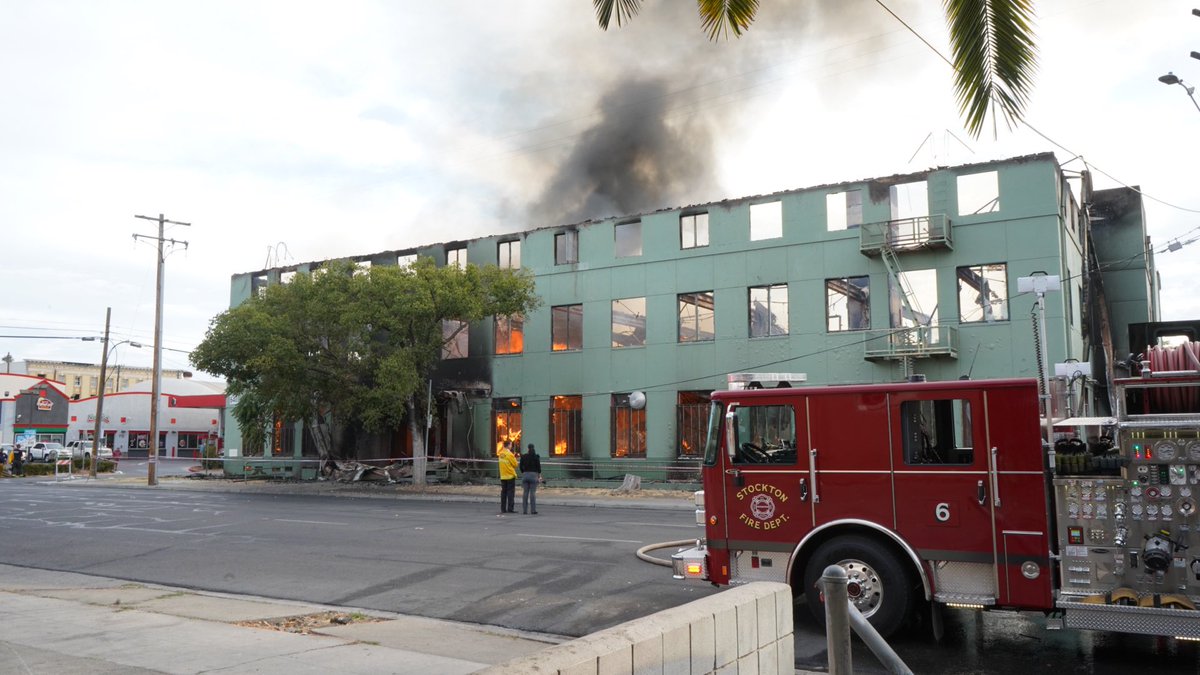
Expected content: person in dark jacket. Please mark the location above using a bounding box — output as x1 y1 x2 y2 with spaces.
520 443 542 515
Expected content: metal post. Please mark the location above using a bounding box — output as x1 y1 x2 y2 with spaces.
823 565 853 675
91 308 111 478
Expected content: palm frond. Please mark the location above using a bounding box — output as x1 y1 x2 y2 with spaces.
944 0 1038 137
594 0 643 29
697 0 760 40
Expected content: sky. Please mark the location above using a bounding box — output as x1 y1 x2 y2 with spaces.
2 0 1199 378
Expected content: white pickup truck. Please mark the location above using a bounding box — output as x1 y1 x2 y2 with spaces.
65 440 114 461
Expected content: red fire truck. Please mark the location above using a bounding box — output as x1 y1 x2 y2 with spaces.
672 340 1200 640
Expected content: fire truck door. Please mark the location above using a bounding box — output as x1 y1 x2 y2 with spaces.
718 399 809 580
806 392 894 528
890 392 1000 604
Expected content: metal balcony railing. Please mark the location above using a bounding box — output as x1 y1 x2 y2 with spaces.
860 214 953 255
864 325 959 360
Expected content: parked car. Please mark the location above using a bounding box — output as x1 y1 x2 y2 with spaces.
65 440 114 461
27 442 66 462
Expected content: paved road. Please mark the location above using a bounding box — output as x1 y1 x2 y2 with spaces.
4 479 1200 673
0 481 714 638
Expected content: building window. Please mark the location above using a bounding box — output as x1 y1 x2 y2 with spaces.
750 201 782 241
442 320 468 359
493 398 522 456
749 284 789 337
615 220 642 258
890 180 929 220
890 268 938 329
826 190 863 231
495 314 524 355
678 292 715 342
550 395 582 456
251 274 267 297
731 404 796 465
354 260 373 276
552 304 583 351
827 276 871 332
957 263 1008 323
280 271 296 284
957 171 999 215
498 240 520 269
612 297 646 348
555 231 578 265
901 399 974 465
680 212 709 249
612 393 646 458
677 391 710 458
90 376 98 392
446 246 467 269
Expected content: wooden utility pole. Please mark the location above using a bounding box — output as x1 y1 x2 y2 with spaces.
90 307 111 478
134 213 189 486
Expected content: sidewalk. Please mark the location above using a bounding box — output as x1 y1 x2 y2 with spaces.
43 470 699 512
0 564 564 674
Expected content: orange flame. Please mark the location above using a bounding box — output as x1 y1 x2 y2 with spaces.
554 438 567 456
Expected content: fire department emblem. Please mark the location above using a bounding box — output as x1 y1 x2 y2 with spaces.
749 494 776 521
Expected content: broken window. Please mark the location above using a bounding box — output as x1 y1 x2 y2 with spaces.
677 391 711 458
750 201 782 241
493 398 522 456
280 271 296 284
495 314 524 355
446 246 466 269
826 276 870 332
678 292 715 342
749 284 788 337
957 171 1000 215
555 231 578 265
890 180 929 220
354 260 373 276
826 190 863 231
615 220 642 258
889 268 939 330
442 319 468 359
396 254 417 269
552 304 583 351
681 212 709 249
612 297 646 348
612 393 646 458
498 240 520 269
550 395 582 456
957 263 1008 323
251 274 267 297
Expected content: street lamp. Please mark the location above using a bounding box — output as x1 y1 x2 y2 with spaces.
1158 72 1200 113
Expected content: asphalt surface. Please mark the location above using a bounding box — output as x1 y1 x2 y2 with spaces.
7 472 1200 673
0 475 712 638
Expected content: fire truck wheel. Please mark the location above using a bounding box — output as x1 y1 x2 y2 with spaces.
802 535 916 638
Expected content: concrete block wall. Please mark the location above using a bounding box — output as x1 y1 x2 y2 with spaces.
477 582 793 675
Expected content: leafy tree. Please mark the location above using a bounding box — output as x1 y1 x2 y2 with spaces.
192 259 540 479
592 0 1038 138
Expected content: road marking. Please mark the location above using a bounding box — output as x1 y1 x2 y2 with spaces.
516 533 643 544
273 518 348 526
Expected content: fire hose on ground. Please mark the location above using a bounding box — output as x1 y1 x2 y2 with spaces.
636 539 699 567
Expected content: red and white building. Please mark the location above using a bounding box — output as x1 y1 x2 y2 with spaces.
65 379 226 458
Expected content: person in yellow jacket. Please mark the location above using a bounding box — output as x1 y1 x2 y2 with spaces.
497 440 519 514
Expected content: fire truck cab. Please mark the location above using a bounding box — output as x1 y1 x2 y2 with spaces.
673 362 1200 640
